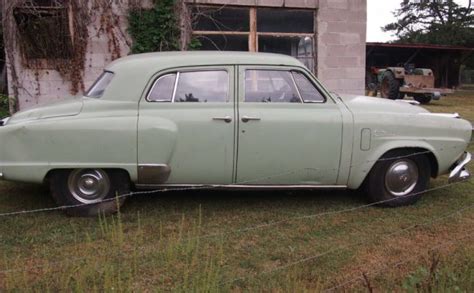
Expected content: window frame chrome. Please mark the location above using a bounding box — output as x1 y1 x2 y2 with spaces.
146 68 230 103
291 70 327 104
145 73 178 102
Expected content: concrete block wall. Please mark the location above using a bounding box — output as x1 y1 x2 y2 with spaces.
7 2 132 110
316 0 367 95
7 0 366 110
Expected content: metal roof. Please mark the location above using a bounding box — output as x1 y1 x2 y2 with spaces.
367 42 474 51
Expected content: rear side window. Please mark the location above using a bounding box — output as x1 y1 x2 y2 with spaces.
292 71 325 103
86 71 114 98
148 73 176 102
175 71 229 103
245 70 301 103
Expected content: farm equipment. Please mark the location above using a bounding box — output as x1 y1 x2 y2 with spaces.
366 65 453 104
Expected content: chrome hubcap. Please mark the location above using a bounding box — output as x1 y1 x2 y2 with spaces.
68 169 110 204
384 160 419 197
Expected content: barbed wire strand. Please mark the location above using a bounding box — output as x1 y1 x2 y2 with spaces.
0 185 472 287
220 202 474 286
0 141 471 218
323 231 474 292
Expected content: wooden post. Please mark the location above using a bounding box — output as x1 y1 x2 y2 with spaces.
249 7 257 52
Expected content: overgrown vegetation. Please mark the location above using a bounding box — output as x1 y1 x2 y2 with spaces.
128 0 180 53
0 94 8 118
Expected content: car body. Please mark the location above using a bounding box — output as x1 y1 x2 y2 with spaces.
0 52 471 216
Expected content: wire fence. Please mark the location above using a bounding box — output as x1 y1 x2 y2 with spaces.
220 202 474 287
0 141 472 289
323 231 474 292
0 140 471 218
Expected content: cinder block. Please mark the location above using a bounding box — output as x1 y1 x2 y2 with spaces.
284 0 319 8
257 0 284 6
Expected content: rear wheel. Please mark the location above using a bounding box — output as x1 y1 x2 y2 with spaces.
413 94 432 104
380 71 401 100
50 169 130 217
365 150 431 207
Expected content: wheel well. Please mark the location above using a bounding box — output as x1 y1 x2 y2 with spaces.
43 168 132 185
381 147 438 178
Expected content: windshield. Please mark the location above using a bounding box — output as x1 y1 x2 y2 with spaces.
85 71 114 98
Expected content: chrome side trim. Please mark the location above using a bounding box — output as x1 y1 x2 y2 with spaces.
137 164 171 185
418 112 461 119
449 152 471 183
396 100 420 105
135 184 347 190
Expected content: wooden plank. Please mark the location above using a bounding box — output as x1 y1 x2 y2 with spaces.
249 7 257 52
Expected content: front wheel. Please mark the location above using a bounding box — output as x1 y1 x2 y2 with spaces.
50 169 130 217
365 150 431 207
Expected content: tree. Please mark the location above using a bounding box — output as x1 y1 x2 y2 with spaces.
383 0 474 46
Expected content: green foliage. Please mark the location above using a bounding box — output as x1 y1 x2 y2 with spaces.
128 0 180 53
0 94 9 118
384 0 474 47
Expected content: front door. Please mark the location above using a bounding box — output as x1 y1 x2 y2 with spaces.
235 66 343 185
137 66 236 185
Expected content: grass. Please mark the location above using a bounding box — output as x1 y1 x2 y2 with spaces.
1 92 474 291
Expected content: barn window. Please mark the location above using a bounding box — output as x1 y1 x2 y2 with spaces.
192 6 316 72
14 0 72 59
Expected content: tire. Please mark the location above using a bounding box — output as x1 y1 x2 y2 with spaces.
380 71 401 100
413 94 432 104
50 169 130 217
365 150 431 207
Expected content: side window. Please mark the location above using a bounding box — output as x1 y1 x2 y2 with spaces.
86 71 114 98
245 70 301 103
148 73 177 102
175 71 229 103
292 71 325 103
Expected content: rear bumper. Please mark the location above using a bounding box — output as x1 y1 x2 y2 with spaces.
448 152 471 183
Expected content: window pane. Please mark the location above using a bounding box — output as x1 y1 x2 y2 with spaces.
148 73 176 102
292 71 325 102
195 34 248 51
245 70 301 103
86 71 114 98
259 36 315 71
192 6 250 32
257 8 313 33
175 71 229 103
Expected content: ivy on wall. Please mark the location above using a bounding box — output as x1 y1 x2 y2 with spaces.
128 0 200 53
128 0 180 53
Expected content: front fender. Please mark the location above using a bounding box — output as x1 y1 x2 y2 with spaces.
347 135 468 189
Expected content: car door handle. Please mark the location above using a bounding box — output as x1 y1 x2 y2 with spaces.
241 116 261 123
212 116 232 123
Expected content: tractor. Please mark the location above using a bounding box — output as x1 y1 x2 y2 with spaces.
366 65 453 104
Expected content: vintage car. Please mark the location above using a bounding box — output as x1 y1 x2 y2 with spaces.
0 52 471 216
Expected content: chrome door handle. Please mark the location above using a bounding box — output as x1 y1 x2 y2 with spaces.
212 116 232 123
241 116 261 123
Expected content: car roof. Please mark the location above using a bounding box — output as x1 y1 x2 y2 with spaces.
100 51 308 102
106 51 304 73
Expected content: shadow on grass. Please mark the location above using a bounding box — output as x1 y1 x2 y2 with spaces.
0 181 366 215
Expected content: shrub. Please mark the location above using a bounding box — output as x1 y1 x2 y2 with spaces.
0 94 9 118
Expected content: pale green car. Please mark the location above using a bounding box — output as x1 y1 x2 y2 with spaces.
0 52 471 216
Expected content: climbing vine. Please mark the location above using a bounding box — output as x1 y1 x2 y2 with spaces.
128 0 180 53
2 0 129 112
128 0 200 53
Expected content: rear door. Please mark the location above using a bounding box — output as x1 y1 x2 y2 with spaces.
137 66 236 185
235 66 343 185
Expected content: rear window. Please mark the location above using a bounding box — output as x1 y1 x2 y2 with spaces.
86 71 114 98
